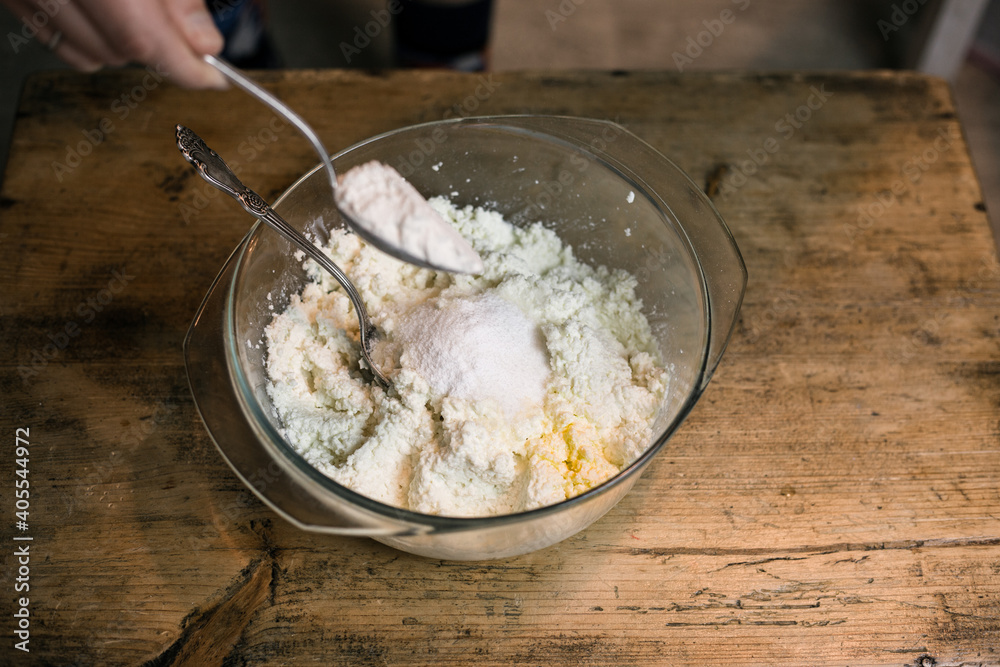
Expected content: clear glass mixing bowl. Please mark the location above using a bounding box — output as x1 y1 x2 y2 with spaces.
184 116 747 560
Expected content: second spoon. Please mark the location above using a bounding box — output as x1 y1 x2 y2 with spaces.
176 124 391 389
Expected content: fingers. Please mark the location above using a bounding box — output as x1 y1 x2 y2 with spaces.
77 0 227 89
2 0 91 69
18 0 126 69
166 0 224 56
2 0 228 89
161 0 230 88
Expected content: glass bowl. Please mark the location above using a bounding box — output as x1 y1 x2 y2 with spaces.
184 115 746 560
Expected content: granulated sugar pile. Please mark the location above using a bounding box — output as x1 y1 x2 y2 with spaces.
264 197 668 517
394 293 550 419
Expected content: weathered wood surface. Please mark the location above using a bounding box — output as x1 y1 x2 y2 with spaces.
2 69 998 665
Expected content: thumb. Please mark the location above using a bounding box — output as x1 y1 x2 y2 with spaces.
168 0 225 56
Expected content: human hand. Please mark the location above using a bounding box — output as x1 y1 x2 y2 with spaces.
3 0 228 89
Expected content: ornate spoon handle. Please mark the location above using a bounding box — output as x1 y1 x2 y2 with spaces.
176 124 389 389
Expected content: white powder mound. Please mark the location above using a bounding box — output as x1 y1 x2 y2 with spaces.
264 197 669 518
395 293 549 419
335 161 484 274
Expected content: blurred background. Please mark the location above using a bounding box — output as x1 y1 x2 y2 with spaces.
1 0 998 241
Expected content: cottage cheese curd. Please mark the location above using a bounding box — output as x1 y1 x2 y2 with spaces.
264 198 668 517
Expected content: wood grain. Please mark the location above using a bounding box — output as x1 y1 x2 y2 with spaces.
1 69 998 665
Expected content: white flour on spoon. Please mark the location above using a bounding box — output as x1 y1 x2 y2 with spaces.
335 161 483 274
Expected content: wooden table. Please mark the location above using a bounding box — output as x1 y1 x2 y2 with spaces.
3 68 998 665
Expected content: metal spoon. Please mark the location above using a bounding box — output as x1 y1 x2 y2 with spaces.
203 54 481 274
176 124 390 389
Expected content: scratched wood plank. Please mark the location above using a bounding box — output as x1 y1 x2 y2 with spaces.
1 69 998 666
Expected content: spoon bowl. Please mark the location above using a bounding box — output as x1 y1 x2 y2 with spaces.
203 55 481 274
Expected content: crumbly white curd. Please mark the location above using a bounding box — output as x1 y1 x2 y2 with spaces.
264 198 668 518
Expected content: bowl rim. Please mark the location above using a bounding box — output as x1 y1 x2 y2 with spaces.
224 114 728 534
